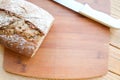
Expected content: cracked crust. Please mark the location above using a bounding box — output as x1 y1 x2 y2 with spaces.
0 0 54 57
0 0 54 34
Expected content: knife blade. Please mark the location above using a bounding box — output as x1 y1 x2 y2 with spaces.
53 0 120 29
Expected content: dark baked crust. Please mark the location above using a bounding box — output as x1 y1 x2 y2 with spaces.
0 35 36 57
0 0 54 57
0 19 43 57
0 9 44 57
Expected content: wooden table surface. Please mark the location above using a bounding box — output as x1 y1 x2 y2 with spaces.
0 0 120 80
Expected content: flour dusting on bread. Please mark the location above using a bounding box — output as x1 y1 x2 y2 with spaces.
0 0 54 57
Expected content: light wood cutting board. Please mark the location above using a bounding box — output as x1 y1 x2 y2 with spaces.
3 0 110 79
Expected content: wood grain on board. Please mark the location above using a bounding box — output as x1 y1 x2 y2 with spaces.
3 0 110 79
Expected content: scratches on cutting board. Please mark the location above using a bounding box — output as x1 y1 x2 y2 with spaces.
96 51 105 59
21 64 27 73
93 0 98 4
16 56 22 64
16 56 27 73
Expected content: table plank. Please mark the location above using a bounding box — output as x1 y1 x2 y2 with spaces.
109 0 120 75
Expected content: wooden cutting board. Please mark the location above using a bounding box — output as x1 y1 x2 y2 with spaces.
3 0 110 79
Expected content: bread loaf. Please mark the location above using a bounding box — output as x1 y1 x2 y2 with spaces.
0 0 54 57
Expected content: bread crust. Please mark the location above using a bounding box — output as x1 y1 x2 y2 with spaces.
0 0 54 57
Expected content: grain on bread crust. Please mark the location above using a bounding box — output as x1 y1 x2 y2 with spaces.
0 0 54 57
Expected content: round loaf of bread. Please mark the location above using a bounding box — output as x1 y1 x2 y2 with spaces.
0 0 54 57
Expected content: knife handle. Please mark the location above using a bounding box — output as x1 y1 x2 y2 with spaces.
79 4 120 29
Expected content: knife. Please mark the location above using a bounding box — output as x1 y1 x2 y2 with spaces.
53 0 120 29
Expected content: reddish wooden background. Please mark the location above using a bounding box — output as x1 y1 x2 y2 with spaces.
4 0 110 79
